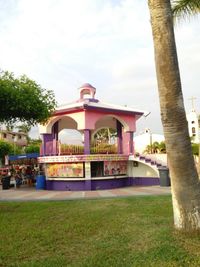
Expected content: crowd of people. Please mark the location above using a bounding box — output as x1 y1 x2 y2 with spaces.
14 165 39 188
1 165 39 188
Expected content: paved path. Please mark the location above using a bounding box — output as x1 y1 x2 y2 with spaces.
0 185 171 201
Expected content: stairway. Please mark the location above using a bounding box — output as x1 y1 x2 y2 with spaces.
129 153 168 172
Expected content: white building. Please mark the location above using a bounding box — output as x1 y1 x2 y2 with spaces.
134 107 199 154
186 109 199 143
0 125 28 147
134 128 165 154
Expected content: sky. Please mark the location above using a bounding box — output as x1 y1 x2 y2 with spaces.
0 0 199 139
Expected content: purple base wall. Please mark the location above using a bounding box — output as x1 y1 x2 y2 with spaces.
46 177 160 191
91 178 132 190
132 177 160 186
46 180 86 191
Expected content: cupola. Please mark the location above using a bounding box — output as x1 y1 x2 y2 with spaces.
78 83 96 100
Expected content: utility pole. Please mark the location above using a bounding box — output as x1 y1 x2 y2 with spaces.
188 96 197 111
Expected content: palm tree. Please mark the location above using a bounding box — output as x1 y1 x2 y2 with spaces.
172 0 200 21
172 0 200 176
148 0 200 231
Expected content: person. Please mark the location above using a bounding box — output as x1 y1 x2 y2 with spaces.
111 168 116 175
117 168 121 174
104 165 109 175
26 166 33 186
15 171 22 188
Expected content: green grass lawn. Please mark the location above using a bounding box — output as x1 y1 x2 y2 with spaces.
1 196 200 267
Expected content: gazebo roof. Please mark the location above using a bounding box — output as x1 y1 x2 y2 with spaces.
54 84 148 120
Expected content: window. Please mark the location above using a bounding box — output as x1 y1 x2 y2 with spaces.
191 121 195 124
91 162 104 177
133 161 138 167
3 133 7 138
192 127 196 134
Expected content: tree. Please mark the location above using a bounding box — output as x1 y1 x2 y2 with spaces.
148 0 200 231
159 141 166 153
172 0 200 21
145 141 166 154
172 0 200 183
25 144 40 154
10 144 23 155
0 140 12 165
25 138 42 154
0 70 56 125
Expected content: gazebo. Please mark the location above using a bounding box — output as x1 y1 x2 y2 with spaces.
38 83 147 191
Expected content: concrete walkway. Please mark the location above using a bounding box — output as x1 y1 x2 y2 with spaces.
0 185 171 201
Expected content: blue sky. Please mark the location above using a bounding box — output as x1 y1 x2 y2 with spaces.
0 0 199 138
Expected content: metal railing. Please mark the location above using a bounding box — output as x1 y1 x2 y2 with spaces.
90 142 117 154
40 141 118 155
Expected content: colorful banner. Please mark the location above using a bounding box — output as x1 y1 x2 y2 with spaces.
104 161 127 176
38 154 128 163
46 163 84 178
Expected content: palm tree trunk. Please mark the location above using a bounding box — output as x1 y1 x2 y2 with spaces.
198 117 200 177
198 143 200 176
148 0 200 231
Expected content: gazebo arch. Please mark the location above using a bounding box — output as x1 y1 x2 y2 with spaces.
40 115 79 134
94 114 128 132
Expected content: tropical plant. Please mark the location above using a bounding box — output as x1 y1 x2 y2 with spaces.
159 141 166 153
172 0 200 179
172 0 200 21
148 0 200 231
145 141 166 154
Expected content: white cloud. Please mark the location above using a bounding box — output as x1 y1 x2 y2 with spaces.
0 0 199 138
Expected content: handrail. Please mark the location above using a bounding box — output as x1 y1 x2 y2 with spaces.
40 140 118 156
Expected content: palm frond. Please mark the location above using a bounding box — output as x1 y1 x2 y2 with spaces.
172 0 200 21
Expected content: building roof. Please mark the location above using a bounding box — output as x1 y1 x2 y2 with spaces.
54 84 148 120
0 130 27 136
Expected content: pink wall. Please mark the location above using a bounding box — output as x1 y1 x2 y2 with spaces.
85 110 136 132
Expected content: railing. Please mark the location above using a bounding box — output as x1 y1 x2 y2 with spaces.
40 141 118 156
134 153 168 168
90 142 117 154
60 144 84 155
